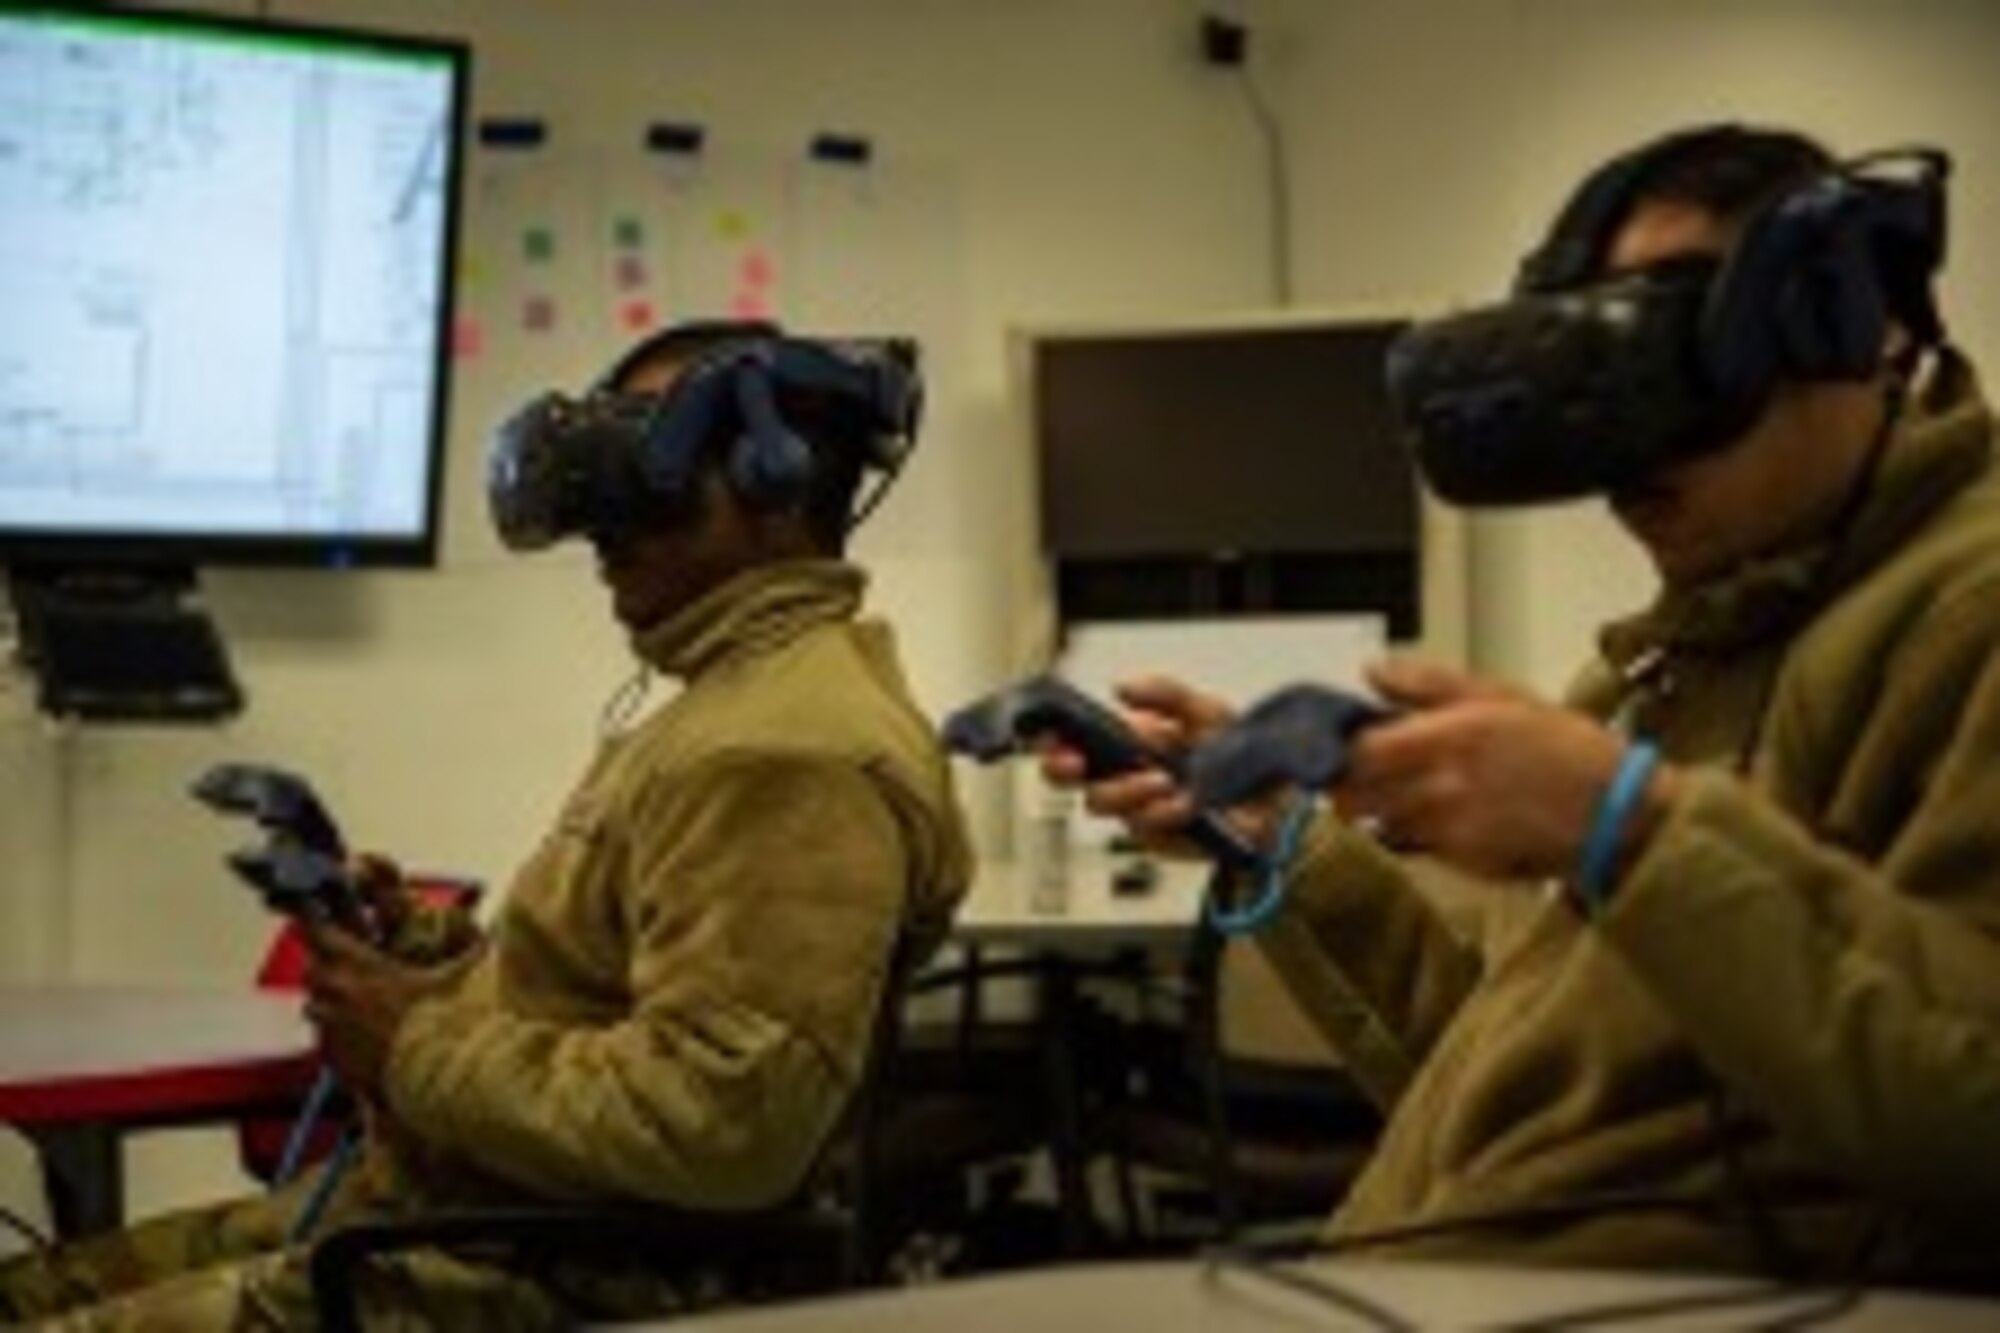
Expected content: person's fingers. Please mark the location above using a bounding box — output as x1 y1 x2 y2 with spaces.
305 917 375 966
1364 657 1482 709
1114 675 1235 746
1036 744 1088 786
1080 768 1182 820
347 853 409 933
1345 710 1466 785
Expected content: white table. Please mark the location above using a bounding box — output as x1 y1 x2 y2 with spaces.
0 985 317 1236
930 857 1212 1254
648 1256 2000 1331
953 855 1208 951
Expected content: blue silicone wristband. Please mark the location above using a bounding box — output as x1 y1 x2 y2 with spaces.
1206 794 1316 937
1573 740 1661 916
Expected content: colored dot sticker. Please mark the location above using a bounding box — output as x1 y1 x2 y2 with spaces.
713 210 750 241
739 248 775 290
523 227 555 262
451 316 484 360
523 294 557 332
613 216 645 248
619 298 658 332
614 254 648 291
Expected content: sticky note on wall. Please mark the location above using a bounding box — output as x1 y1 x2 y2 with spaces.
620 298 658 332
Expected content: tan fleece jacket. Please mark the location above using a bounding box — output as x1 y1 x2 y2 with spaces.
380 560 972 1210
1260 351 2000 1285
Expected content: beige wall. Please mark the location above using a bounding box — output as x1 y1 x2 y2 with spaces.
1284 0 2000 690
4 0 1998 1231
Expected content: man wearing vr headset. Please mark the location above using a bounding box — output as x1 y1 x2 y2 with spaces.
0 322 973 1328
1049 124 2000 1284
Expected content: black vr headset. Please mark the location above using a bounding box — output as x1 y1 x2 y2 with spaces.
1385 129 1951 507
488 332 923 550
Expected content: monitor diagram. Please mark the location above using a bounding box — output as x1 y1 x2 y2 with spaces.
0 11 460 551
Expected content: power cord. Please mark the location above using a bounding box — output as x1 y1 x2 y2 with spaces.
1493 1281 1866 1332
0 1200 51 1254
1201 13 1293 305
1210 1191 1890 1331
597 663 654 737
1203 1249 1420 1331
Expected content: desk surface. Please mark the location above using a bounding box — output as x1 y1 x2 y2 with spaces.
0 984 317 1126
955 856 1206 950
661 1257 2000 1332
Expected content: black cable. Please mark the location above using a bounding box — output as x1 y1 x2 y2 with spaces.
1596 364 1919 1295
1491 1279 1867 1332
1230 1186 1738 1263
597 663 653 737
0 1201 51 1253
844 447 908 536
1703 1082 1807 1280
1234 63 1292 306
1759 1284 1871 1331
1204 1249 1421 1332
1214 1202 1882 1333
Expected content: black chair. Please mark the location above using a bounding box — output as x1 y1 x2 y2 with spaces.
309 933 930 1331
1088 919 1381 1244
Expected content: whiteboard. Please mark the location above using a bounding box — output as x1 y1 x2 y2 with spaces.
1057 614 1385 710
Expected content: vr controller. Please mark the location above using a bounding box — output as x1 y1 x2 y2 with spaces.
939 675 1260 870
1186 684 1397 808
191 763 372 937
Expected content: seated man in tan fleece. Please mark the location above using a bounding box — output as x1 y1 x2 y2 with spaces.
0 320 973 1328
1051 124 2000 1289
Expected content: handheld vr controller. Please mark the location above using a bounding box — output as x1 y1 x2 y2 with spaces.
1186 684 1396 809
940 675 1260 870
191 763 372 937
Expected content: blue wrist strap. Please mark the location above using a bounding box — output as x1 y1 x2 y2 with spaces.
1206 794 1315 936
1573 740 1661 916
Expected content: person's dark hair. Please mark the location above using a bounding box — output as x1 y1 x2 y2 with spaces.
602 319 871 555
1522 124 1841 295
598 318 783 392
1620 123 1836 233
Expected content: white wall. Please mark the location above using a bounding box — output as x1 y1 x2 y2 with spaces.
1284 0 2000 692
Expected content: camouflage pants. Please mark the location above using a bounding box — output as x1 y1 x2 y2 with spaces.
0 1164 564 1331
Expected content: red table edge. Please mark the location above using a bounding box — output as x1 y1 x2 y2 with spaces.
0 1050 322 1127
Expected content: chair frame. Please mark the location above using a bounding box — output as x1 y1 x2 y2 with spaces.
308 930 924 1330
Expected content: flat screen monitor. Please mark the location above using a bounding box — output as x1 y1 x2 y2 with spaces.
1034 319 1417 559
0 3 468 571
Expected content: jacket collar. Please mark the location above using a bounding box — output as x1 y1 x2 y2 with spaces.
1600 348 1993 667
633 559 867 681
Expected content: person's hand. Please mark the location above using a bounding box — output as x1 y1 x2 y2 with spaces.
301 921 455 1100
346 852 485 964
347 852 413 941
1339 658 1681 881
1033 675 1287 855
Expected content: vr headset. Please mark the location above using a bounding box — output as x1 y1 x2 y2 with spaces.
489 334 923 550
1385 132 1950 507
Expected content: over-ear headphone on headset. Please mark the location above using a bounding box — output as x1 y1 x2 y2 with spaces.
487 331 922 550
1385 126 1951 507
